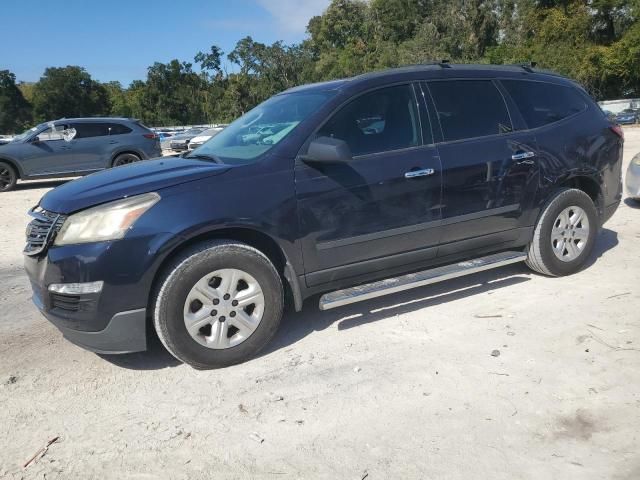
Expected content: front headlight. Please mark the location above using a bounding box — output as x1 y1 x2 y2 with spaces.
54 192 160 246
633 154 640 166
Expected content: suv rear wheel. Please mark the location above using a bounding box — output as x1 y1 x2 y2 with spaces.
112 153 141 167
153 240 284 369
526 188 598 276
0 161 17 192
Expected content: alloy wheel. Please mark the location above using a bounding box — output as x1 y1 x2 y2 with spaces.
0 167 13 190
550 206 590 262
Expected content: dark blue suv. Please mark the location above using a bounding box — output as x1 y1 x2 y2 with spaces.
24 65 623 368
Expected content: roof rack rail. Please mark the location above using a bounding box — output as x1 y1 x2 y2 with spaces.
407 60 452 68
517 61 537 73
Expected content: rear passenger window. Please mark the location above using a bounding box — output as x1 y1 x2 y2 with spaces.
428 80 513 142
72 123 110 139
501 80 587 129
317 84 421 157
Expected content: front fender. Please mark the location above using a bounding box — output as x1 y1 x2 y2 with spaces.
0 155 25 178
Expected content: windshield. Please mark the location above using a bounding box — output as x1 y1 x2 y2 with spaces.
186 91 334 165
200 127 223 136
11 125 41 142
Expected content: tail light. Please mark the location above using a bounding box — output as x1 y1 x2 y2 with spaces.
609 124 624 139
143 133 159 139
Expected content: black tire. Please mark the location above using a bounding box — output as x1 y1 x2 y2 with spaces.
526 188 598 277
0 161 17 192
112 153 141 167
153 240 284 369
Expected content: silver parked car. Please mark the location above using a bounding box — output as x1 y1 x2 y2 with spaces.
169 127 207 151
626 152 640 200
0 117 161 192
187 126 225 150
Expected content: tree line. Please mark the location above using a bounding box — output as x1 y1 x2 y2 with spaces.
1 0 639 134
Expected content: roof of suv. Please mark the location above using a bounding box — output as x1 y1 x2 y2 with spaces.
283 64 576 94
54 117 139 124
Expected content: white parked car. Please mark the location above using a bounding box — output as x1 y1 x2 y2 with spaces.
626 152 640 201
0 135 15 146
188 127 225 150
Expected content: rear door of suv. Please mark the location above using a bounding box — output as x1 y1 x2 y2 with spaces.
69 122 127 172
295 83 443 287
422 79 540 257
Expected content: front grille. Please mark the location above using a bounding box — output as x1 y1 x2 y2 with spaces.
24 206 66 256
50 292 81 312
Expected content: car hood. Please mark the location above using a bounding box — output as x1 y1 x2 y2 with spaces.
40 157 231 214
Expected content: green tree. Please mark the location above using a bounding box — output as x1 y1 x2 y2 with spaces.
0 70 32 133
104 81 132 117
31 66 109 122
132 60 207 125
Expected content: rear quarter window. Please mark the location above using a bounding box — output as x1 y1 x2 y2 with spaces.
501 80 587 129
108 123 133 135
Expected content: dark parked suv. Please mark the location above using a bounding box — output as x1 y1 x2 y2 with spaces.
0 117 161 191
24 65 623 368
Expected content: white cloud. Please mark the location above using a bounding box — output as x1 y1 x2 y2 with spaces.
255 0 331 34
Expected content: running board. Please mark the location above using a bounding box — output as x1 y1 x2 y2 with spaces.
318 251 527 311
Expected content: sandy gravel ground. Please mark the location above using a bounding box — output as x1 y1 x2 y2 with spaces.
0 131 639 480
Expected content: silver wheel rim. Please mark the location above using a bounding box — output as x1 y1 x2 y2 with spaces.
183 268 265 349
551 206 590 262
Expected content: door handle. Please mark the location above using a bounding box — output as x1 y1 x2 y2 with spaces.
404 168 435 179
511 151 536 163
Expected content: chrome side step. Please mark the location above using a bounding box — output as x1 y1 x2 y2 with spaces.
319 251 527 311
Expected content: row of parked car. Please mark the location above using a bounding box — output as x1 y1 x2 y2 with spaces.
150 125 227 151
161 126 226 152
602 108 640 125
0 120 227 191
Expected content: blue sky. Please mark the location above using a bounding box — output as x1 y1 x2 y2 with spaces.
2 0 330 86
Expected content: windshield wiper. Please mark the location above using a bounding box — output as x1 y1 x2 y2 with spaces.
185 153 223 164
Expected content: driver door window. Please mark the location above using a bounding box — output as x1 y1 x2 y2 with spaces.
317 84 421 157
36 126 67 142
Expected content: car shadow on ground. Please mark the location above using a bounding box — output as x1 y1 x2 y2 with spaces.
583 227 618 269
624 197 640 208
14 180 69 191
97 334 181 370
263 264 532 359
101 227 619 371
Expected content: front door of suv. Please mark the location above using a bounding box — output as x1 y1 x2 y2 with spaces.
295 83 443 287
422 79 540 256
19 124 75 176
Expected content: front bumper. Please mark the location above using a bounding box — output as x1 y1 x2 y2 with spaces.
626 160 640 199
23 237 167 354
34 289 146 354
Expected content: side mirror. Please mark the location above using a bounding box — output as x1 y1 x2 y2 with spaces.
301 136 352 164
31 136 41 143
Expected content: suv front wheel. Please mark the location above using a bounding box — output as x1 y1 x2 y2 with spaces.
153 240 284 369
526 188 598 276
112 153 141 167
0 161 17 192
